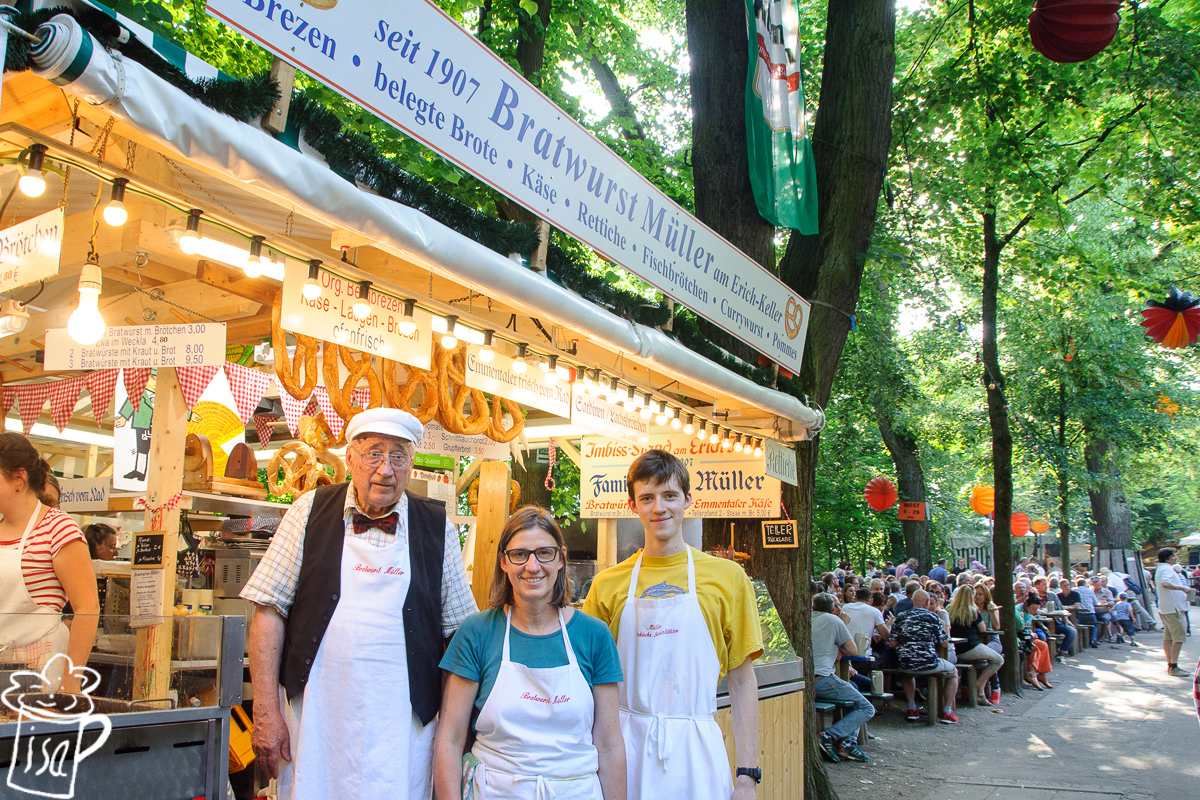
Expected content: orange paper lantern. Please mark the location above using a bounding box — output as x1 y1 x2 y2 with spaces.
1011 513 1031 537
1030 519 1050 534
969 485 995 515
864 476 898 511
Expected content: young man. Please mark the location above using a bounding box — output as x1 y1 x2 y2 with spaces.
811 593 874 763
583 449 762 799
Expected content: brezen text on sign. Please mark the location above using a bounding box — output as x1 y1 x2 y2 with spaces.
280 259 433 368
44 323 226 370
204 0 810 375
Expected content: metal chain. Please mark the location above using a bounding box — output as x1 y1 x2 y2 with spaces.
60 100 81 210
101 286 218 322
125 141 137 172
91 115 116 159
284 208 294 237
165 156 239 216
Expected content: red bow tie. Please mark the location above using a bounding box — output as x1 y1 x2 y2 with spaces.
352 512 399 536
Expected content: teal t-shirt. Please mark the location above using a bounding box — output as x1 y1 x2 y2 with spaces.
440 607 623 729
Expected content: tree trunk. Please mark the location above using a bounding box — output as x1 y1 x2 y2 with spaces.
1057 381 1071 571
511 449 552 512
876 414 930 569
981 206 1021 695
1084 435 1133 550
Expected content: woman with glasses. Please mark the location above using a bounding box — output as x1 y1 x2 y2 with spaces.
434 506 626 799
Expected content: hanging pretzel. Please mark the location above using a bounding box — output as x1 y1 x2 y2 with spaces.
487 396 525 443
467 477 522 515
323 344 383 422
298 413 344 451
435 345 491 435
271 291 319 400
386 358 440 424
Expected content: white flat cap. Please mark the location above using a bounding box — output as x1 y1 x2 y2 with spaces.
343 408 424 444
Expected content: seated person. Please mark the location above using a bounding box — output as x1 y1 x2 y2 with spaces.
1088 576 1118 642
947 585 1003 704
842 587 889 658
1072 578 1103 646
1037 577 1076 656
1015 595 1053 690
1110 594 1138 646
811 593 874 763
890 590 960 724
893 580 919 615
973 582 1003 703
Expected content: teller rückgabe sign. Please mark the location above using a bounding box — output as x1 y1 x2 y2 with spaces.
205 0 810 375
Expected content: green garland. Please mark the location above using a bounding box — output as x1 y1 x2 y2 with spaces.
7 7 807 405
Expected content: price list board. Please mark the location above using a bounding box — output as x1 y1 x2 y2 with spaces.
44 323 227 370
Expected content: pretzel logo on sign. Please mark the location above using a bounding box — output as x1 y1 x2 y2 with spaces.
784 297 803 340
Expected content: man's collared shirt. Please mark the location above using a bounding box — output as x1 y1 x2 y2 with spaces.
241 487 476 636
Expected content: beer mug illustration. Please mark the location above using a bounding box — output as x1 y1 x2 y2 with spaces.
2 654 112 799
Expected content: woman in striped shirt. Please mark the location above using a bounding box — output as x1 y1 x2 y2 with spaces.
0 433 99 692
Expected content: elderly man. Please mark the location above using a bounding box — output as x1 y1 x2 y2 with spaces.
242 408 476 799
891 589 960 723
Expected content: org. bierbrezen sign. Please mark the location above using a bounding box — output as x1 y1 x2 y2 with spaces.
206 0 811 375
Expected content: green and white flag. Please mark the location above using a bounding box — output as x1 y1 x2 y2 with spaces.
745 0 818 234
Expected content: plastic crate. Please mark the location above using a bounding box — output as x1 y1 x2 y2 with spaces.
229 704 256 773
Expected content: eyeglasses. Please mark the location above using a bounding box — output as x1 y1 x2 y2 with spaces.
503 546 560 565
355 449 414 469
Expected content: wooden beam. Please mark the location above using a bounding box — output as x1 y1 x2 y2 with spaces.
470 461 511 608
555 437 582 468
132 367 187 701
195 259 278 306
263 57 296 134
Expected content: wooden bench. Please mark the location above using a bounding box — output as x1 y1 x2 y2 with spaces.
814 697 872 743
877 668 945 726
954 661 991 706
1075 624 1094 650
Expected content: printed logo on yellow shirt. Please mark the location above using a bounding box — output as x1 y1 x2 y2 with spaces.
640 581 685 599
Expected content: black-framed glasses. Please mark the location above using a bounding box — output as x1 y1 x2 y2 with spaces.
503 546 560 565
356 449 413 469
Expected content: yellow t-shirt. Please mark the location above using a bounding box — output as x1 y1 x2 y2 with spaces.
582 547 763 679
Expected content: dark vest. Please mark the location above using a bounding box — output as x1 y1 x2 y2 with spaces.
279 483 447 725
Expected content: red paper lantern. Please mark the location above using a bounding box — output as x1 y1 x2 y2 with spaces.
1011 513 1031 537
1028 0 1122 64
1141 288 1200 349
969 485 995 516
1030 519 1051 534
864 476 898 511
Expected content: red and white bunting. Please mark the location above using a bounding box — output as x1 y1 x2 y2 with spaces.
253 414 279 448
277 378 319 435
123 368 152 411
2 386 15 416
48 376 86 432
177 365 221 410
224 363 273 424
84 370 119 428
16 382 52 434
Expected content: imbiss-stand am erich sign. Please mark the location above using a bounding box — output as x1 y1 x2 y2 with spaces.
205 0 810 375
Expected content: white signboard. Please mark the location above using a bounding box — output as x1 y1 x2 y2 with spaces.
0 207 63 293
570 384 649 446
580 434 780 519
130 569 165 627
419 419 509 459
44 323 227 370
462 344 571 417
205 0 810 374
58 477 111 512
764 437 797 486
279 259 433 367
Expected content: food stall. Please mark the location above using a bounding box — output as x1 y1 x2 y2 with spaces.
0 2 821 797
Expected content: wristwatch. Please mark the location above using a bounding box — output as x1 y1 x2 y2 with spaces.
736 767 762 784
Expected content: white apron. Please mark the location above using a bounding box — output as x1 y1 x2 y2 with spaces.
468 608 601 800
0 503 70 685
279 528 434 800
616 548 732 799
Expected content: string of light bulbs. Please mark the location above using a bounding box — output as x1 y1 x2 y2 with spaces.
9 142 767 455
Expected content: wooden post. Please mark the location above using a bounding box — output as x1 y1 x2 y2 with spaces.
85 444 99 477
132 367 187 701
262 57 296 134
470 460 511 608
595 518 618 571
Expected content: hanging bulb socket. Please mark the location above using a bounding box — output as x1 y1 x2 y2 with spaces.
179 210 202 254
67 256 106 345
512 342 529 374
18 144 47 197
244 235 267 279
441 313 459 348
480 329 496 361
103 178 128 226
545 354 559 383
302 259 322 299
353 280 373 320
683 414 695 435
398 299 417 335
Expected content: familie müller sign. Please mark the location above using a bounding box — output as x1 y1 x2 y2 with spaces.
580 434 780 519
204 0 810 375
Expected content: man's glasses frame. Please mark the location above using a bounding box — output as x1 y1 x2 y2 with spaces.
355 448 415 469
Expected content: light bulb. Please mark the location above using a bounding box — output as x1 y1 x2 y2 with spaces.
353 280 373 320
624 386 637 411
640 405 652 420
709 431 720 445
734 437 744 452
753 441 763 458
683 415 694 435
302 259 322 300
655 402 667 425
67 262 106 345
440 314 458 348
607 378 621 403
398 299 417 335
544 355 559 384
513 343 528 373
480 330 495 361
179 210 202 254
19 144 47 198
103 178 128 226
244 236 267 279
671 416 683 430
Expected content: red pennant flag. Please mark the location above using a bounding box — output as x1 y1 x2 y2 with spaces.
85 370 119 428
49 376 86 432
254 414 279 448
311 386 347 439
16 382 52 434
2 386 15 416
224 363 273 424
176 365 221 410
123 368 151 412
278 378 319 435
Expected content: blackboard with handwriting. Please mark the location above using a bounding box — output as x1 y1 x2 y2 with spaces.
132 532 165 568
761 520 798 549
